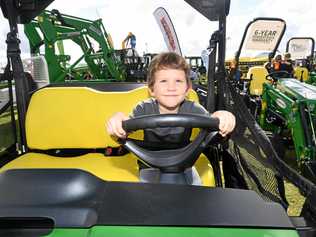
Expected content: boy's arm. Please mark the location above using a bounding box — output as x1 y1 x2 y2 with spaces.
106 112 129 138
211 110 236 137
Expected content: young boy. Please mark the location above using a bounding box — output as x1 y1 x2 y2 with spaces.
107 52 235 147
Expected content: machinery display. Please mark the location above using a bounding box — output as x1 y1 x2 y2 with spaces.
24 9 125 82
259 75 316 181
0 0 316 236
185 56 208 84
231 18 316 182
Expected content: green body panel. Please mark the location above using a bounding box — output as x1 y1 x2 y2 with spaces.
308 71 316 85
260 78 316 164
277 78 316 100
44 226 299 237
24 10 125 82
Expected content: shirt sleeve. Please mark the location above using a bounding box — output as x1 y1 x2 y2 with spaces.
130 102 145 118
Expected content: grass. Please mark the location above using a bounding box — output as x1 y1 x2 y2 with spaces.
285 180 305 216
281 145 306 216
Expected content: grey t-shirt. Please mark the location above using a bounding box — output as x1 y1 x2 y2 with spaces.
131 98 209 147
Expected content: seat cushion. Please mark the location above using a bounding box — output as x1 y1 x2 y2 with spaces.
1 152 140 182
1 152 215 186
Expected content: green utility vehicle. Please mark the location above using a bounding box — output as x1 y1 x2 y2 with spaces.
0 0 316 237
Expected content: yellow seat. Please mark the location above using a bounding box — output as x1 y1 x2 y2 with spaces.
1 153 141 182
294 66 309 81
247 66 269 96
0 86 215 186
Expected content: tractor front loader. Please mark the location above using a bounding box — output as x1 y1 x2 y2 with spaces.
24 9 125 82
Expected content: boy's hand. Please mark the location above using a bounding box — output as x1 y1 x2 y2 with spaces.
211 110 236 137
106 112 129 138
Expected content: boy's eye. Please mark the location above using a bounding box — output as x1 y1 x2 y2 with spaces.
158 79 167 83
176 79 184 83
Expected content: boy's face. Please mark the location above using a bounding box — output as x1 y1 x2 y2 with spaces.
149 68 191 113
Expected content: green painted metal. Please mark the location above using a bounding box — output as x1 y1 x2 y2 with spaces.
24 10 125 82
307 71 316 85
260 78 316 171
44 226 299 237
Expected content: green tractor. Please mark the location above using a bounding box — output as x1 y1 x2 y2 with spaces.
259 74 316 182
1 0 316 236
24 9 126 83
231 18 316 182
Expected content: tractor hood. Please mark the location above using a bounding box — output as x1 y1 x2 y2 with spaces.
0 0 54 24
184 0 230 21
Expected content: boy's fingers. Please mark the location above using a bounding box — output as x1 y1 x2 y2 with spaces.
106 122 113 134
116 125 126 137
106 112 129 138
107 119 122 137
113 120 126 138
218 113 235 137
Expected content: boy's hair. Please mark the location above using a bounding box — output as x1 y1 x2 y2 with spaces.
147 52 191 89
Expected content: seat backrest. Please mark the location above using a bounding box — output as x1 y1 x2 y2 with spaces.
247 66 269 96
294 66 309 81
26 86 199 150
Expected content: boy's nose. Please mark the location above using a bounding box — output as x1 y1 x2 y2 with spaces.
167 81 176 90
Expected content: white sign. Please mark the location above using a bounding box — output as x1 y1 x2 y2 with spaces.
244 20 285 51
288 38 313 59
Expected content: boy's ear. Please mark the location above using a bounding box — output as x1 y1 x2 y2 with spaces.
148 87 155 97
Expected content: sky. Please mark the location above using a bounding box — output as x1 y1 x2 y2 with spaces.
0 0 315 64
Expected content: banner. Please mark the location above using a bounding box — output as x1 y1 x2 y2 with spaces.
244 20 285 51
153 7 182 56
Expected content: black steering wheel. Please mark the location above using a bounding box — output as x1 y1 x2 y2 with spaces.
266 70 292 83
119 114 219 172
